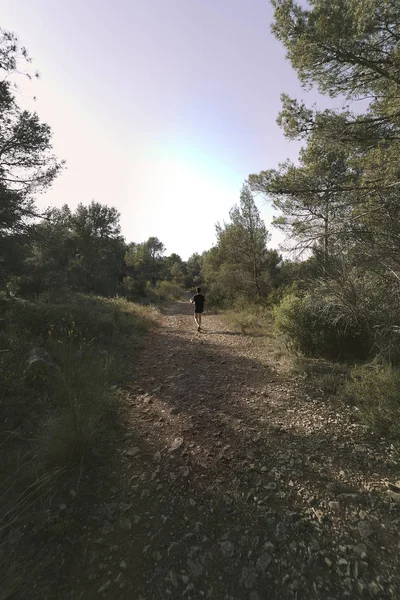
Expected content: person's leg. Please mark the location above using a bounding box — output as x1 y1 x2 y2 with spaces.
198 313 202 329
194 313 199 328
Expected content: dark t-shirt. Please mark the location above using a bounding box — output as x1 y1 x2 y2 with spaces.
192 293 205 313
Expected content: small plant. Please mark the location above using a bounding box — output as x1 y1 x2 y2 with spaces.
318 372 343 395
343 362 400 438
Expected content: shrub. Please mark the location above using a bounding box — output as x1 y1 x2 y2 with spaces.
206 282 229 309
0 293 157 462
317 372 344 395
343 363 400 438
273 292 369 360
226 302 272 335
38 341 115 465
153 280 183 300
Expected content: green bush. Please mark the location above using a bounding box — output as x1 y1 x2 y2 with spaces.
153 279 183 300
273 293 324 354
206 282 229 309
273 292 369 360
343 363 400 438
117 277 147 301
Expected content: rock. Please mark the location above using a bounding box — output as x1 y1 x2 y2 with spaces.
354 444 368 453
354 543 367 557
188 544 201 559
101 521 114 535
183 583 195 597
140 489 150 500
168 541 183 557
357 521 372 539
220 541 235 558
264 541 275 554
251 536 260 549
343 577 353 589
187 558 203 578
388 482 400 493
168 437 184 453
369 581 382 596
120 560 127 569
202 552 214 569
69 489 77 498
180 465 190 477
264 482 277 491
387 490 400 504
59 503 67 511
98 579 111 593
328 501 340 511
119 502 132 513
153 451 161 463
256 552 272 573
327 482 356 495
170 407 180 415
275 522 287 542
126 447 140 457
104 501 118 520
133 515 141 524
169 569 179 589
119 518 132 531
241 567 258 589
338 493 362 504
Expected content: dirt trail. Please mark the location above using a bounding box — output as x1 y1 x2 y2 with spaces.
65 302 400 600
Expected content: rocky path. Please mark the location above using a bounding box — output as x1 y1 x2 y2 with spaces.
65 302 400 599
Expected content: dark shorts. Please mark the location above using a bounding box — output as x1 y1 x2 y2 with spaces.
194 309 204 314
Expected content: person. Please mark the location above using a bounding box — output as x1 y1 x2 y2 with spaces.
190 287 205 332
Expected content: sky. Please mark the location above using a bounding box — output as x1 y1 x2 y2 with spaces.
1 0 340 259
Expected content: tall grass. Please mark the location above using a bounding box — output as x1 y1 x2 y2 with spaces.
0 291 157 598
225 301 273 335
343 362 400 439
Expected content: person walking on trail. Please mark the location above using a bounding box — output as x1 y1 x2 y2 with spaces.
190 287 205 332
